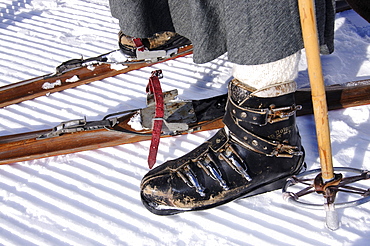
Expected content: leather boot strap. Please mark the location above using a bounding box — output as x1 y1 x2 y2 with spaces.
223 97 303 158
147 70 165 169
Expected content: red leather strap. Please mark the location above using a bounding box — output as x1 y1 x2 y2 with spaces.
147 70 164 169
133 38 145 52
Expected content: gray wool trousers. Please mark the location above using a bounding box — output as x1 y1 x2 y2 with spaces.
109 0 335 65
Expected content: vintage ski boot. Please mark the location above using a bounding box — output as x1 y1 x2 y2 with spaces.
140 79 305 215
118 31 191 58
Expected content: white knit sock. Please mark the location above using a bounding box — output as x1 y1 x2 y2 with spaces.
232 52 301 97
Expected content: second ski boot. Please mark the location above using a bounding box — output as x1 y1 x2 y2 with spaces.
118 31 191 58
140 79 305 215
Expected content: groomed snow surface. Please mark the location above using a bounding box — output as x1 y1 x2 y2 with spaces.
1 0 370 245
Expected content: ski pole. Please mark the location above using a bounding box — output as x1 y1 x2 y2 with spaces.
298 0 334 181
298 0 338 230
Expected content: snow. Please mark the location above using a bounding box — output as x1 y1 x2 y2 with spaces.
0 0 370 245
65 75 80 83
42 80 62 89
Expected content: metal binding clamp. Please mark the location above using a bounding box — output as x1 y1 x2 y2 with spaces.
37 117 116 139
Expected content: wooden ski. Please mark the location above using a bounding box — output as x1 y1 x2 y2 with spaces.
0 45 193 108
0 78 369 166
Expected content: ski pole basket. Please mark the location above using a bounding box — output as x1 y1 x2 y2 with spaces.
284 0 370 230
283 167 370 230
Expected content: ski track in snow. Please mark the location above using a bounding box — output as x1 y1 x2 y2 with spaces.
1 0 370 245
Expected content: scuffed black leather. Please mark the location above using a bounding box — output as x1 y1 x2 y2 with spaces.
141 83 305 215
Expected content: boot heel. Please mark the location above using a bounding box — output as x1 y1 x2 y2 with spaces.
241 177 289 199
241 159 306 199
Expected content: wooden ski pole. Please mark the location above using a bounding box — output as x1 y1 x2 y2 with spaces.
298 0 340 230
298 0 334 181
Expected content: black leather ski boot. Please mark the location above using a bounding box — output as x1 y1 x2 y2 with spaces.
140 79 305 215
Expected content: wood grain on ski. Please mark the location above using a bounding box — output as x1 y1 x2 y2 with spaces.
296 79 370 116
